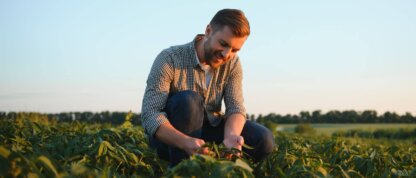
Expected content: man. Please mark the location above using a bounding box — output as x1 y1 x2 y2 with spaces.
141 9 274 166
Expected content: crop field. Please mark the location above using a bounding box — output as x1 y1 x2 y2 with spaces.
276 123 416 135
1 114 415 177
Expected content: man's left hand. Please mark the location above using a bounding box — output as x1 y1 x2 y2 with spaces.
223 135 244 151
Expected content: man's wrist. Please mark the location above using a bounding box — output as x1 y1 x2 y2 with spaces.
177 135 191 150
224 133 239 140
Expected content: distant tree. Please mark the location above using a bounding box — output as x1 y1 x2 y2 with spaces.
58 112 72 122
112 112 127 125
0 112 6 119
257 114 263 121
131 113 141 125
7 112 17 120
101 111 111 122
382 111 401 123
80 112 94 121
401 112 414 123
361 110 378 123
311 110 322 123
325 110 342 123
250 114 256 121
299 111 311 122
341 110 359 123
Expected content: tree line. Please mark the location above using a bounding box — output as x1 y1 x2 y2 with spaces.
1 110 415 125
0 111 141 125
251 110 416 124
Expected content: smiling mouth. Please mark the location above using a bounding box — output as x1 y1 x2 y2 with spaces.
214 53 224 61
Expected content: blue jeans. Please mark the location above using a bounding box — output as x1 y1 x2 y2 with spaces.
149 90 274 166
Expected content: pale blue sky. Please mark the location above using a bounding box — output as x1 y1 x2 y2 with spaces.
1 1 415 115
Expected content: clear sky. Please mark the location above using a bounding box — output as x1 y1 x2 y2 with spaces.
1 1 415 115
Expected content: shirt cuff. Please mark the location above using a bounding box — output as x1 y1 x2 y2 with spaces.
225 109 246 119
144 114 169 137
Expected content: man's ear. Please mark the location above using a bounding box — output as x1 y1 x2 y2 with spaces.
205 25 212 36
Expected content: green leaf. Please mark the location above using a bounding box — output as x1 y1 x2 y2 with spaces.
37 156 58 177
275 167 286 178
316 166 327 177
211 162 233 178
103 141 115 151
370 150 376 160
242 144 254 150
338 165 350 178
118 150 128 163
195 154 215 162
128 152 139 164
212 143 220 157
347 169 365 178
27 173 39 178
235 159 253 172
98 142 106 157
0 146 10 158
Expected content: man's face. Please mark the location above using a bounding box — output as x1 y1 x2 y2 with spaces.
203 25 248 69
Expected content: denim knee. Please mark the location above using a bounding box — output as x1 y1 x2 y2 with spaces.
260 129 275 155
165 90 205 135
241 121 275 162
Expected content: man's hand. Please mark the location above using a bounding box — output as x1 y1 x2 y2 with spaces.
223 113 246 152
181 137 206 155
155 122 208 156
223 135 244 150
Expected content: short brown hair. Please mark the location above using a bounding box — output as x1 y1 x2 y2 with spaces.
209 9 250 37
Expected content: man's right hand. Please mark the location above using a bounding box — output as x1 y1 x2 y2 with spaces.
155 122 209 156
181 137 206 155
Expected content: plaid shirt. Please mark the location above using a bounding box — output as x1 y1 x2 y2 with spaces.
141 35 246 137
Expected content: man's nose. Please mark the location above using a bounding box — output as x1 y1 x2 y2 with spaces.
221 48 232 60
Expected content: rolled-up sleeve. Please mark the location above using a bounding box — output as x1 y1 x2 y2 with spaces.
224 57 246 119
141 49 173 137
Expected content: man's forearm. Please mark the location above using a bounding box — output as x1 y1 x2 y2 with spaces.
154 122 190 150
224 113 246 138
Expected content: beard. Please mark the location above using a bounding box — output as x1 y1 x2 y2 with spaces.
203 41 225 69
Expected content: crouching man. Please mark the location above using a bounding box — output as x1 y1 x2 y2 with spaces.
141 8 274 167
